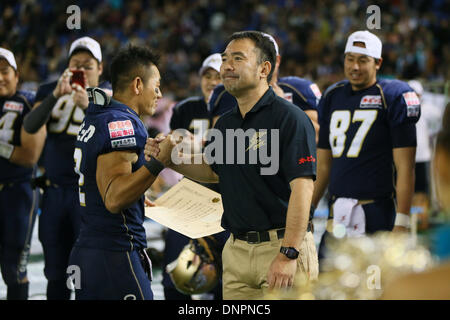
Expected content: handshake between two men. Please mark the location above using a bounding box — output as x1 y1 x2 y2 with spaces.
144 132 220 185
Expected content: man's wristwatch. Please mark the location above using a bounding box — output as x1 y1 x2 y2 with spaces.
280 246 299 259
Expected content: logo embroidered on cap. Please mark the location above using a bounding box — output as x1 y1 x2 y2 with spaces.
108 120 134 139
3 101 24 113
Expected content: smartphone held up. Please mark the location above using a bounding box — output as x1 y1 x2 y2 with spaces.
70 70 86 89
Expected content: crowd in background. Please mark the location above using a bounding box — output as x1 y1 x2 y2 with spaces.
0 0 449 101
0 0 449 301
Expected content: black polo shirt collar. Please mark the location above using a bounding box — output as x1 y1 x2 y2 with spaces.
231 86 275 118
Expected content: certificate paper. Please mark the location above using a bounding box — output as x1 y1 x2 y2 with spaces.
144 178 224 238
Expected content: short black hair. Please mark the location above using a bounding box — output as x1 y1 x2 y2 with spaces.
227 31 276 83
109 45 160 93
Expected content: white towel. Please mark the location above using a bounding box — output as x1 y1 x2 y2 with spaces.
333 198 366 238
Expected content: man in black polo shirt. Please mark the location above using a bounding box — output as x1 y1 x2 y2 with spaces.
146 31 318 299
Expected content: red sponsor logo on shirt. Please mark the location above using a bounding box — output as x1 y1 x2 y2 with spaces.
402 91 420 106
3 101 24 113
360 95 382 106
298 155 316 165
283 92 293 103
310 83 322 99
108 120 135 139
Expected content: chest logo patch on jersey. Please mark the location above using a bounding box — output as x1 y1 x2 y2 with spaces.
360 95 382 109
108 120 135 139
283 92 293 103
3 101 24 113
402 91 420 117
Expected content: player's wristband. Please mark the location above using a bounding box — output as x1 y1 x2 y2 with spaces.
394 212 410 228
144 157 165 177
23 93 57 133
0 141 15 160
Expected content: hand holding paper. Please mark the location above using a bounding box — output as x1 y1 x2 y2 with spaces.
145 178 224 238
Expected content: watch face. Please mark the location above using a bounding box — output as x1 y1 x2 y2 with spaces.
281 247 299 259
287 250 297 259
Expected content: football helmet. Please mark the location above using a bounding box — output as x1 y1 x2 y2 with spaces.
166 237 220 295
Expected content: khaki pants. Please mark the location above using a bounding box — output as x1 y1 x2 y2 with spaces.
222 230 318 300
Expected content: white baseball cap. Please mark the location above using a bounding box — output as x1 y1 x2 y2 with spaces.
69 36 102 62
199 53 222 76
0 48 17 70
345 30 382 59
262 32 280 56
408 80 424 96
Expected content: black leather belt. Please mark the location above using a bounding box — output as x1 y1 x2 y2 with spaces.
234 222 313 244
0 182 13 191
30 176 59 189
0 180 29 191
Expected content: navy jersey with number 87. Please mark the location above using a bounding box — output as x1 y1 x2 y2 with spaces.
317 79 420 200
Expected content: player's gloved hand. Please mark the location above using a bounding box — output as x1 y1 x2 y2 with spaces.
53 69 73 98
72 83 89 110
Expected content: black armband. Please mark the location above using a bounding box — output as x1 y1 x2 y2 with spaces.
23 93 57 133
144 157 165 177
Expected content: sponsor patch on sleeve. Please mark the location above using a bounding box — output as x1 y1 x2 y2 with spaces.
108 120 135 139
309 83 322 99
298 155 316 165
111 137 137 149
402 91 420 117
3 101 24 113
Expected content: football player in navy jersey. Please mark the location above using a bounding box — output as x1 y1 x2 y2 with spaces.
208 32 321 139
164 53 228 300
312 31 420 260
23 37 110 299
170 53 221 135
68 45 164 300
0 48 46 299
